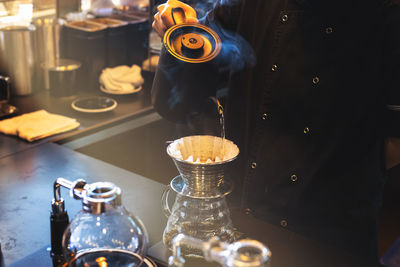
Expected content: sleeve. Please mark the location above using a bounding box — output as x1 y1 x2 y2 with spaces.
201 0 243 31
383 0 400 137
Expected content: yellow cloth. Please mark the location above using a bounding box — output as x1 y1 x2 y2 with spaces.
0 110 80 142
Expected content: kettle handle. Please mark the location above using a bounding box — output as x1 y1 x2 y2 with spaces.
171 7 186 25
161 184 173 218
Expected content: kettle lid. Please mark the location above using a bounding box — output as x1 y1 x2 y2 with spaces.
163 23 221 63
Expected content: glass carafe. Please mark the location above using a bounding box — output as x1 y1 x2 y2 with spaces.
55 178 148 267
169 234 271 267
162 176 236 256
162 136 240 256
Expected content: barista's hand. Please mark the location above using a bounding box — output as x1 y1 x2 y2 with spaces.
152 0 198 38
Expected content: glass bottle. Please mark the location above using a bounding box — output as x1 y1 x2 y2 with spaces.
59 178 148 267
162 135 240 256
162 183 236 256
169 234 271 267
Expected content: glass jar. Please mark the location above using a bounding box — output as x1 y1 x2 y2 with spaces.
61 180 148 267
162 176 236 256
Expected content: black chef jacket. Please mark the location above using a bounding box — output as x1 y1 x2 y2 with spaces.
152 0 400 264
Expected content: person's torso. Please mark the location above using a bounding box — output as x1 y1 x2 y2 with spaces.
221 0 386 258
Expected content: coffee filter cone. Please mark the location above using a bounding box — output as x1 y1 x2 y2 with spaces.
167 135 239 164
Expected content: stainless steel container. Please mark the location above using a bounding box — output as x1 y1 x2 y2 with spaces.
47 58 81 97
62 20 107 92
110 13 150 66
33 18 66 90
88 18 129 67
0 25 37 96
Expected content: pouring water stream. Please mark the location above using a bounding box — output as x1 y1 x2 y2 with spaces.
210 97 226 158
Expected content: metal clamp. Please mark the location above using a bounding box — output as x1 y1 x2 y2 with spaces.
53 177 87 214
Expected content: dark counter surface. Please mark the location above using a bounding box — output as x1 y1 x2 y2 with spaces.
0 142 166 266
0 135 36 159
148 208 370 267
2 79 153 158
0 79 167 265
10 89 152 142
0 79 380 267
0 138 372 267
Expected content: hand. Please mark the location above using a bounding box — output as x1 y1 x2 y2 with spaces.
152 0 198 38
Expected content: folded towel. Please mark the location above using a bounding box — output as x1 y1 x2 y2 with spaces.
99 64 144 93
0 110 80 142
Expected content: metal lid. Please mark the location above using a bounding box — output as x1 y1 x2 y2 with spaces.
33 17 66 27
66 20 107 32
170 175 233 199
0 25 36 32
88 18 128 27
47 58 81 72
110 13 148 24
81 182 122 214
163 23 221 63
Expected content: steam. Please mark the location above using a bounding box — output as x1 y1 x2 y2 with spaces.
186 0 215 19
197 0 257 73
206 19 256 73
213 0 241 6
152 0 256 132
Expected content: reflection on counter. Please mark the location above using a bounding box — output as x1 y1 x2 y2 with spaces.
73 117 178 185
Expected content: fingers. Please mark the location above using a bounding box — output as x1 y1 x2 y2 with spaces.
152 12 167 38
160 7 176 29
152 0 199 38
161 0 198 27
157 3 166 13
185 17 199 24
175 2 197 19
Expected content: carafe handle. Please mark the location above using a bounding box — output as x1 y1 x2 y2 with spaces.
161 184 173 218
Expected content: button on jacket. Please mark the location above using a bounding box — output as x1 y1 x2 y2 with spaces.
152 0 400 263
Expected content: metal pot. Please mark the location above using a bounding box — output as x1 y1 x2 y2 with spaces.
46 58 81 97
0 25 37 96
33 17 66 90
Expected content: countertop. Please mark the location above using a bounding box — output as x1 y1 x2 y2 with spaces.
1 75 154 159
0 142 166 265
0 79 164 266
0 82 376 267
